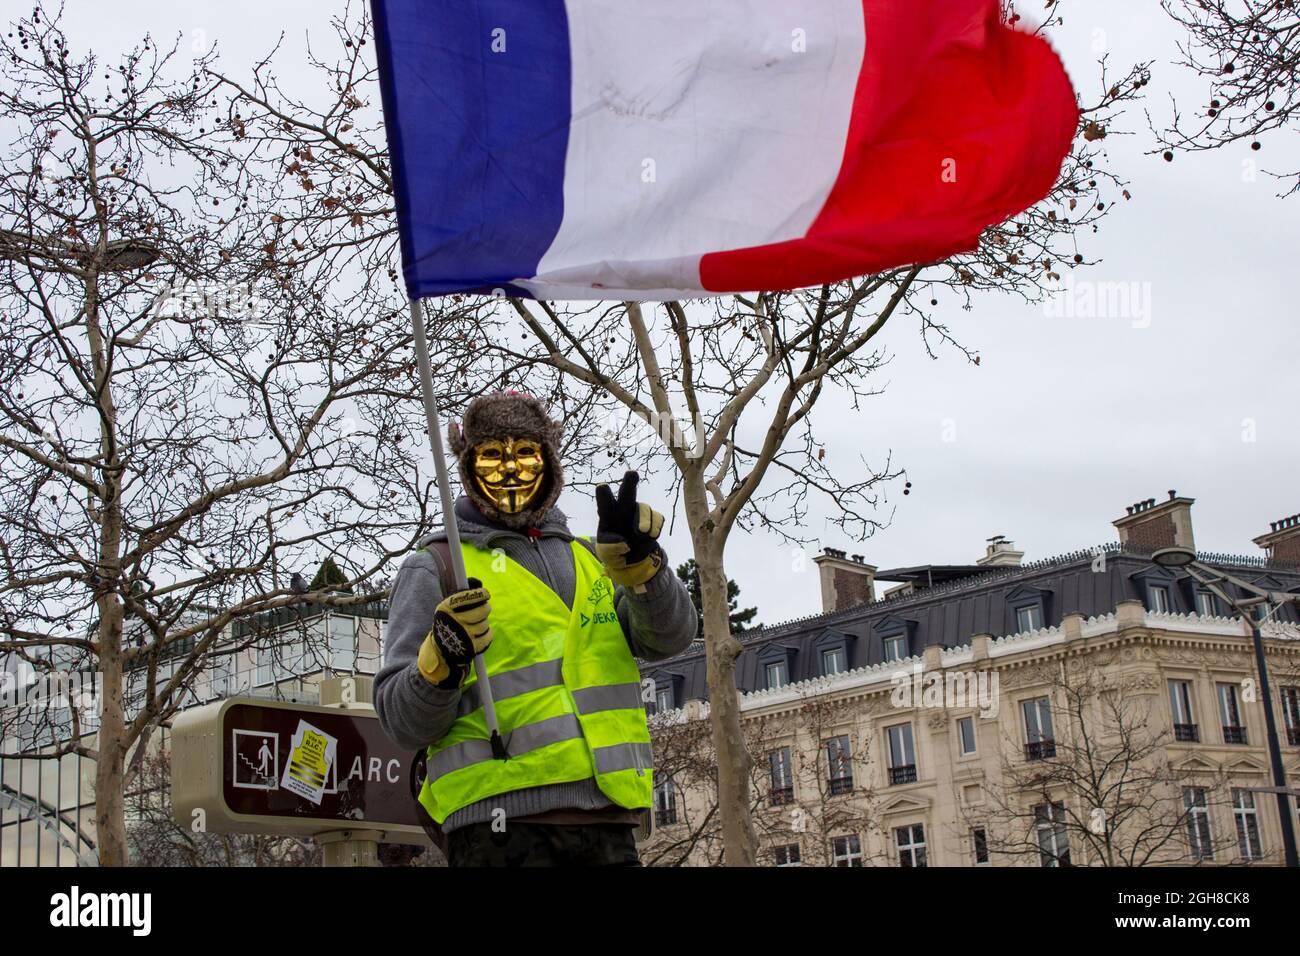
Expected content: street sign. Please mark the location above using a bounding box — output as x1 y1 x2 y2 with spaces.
171 695 432 845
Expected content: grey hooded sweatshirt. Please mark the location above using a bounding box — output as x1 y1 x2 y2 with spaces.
375 495 697 834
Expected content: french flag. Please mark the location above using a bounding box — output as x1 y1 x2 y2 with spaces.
373 0 1079 301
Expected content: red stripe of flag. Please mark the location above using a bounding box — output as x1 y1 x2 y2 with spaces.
699 0 1078 292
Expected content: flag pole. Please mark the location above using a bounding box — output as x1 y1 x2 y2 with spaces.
408 297 508 759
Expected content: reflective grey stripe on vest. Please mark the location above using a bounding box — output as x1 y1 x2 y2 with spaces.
593 741 654 775
571 681 644 715
457 658 564 717
429 713 583 779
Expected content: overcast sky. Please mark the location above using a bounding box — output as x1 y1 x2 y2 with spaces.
52 1 1300 628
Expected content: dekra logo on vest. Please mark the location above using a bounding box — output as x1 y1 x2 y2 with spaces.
581 578 617 628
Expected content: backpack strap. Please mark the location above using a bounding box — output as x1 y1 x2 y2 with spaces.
425 538 459 596
408 748 450 860
574 536 599 561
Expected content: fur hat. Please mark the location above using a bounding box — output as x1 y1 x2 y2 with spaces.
448 391 565 528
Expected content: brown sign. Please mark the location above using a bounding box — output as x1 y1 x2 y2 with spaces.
221 702 427 827
171 697 432 842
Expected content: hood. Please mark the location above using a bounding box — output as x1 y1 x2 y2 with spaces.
419 496 576 551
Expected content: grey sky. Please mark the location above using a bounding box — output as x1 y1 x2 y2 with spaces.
52 1 1300 628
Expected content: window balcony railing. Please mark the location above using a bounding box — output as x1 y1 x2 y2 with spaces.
1173 723 1200 743
1222 725 1248 745
1024 739 1057 761
1288 727 1300 747
888 764 917 786
828 776 854 796
770 786 794 806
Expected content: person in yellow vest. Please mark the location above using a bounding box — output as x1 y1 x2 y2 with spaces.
376 391 698 866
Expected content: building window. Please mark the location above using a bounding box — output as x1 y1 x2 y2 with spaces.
769 747 794 806
328 614 357 670
821 645 846 676
1183 787 1214 861
1015 603 1044 632
1195 590 1218 617
1148 584 1172 614
653 776 677 826
825 736 853 795
764 659 789 690
957 716 977 756
1218 683 1248 744
1281 686 1300 747
886 723 917 785
1035 801 1071 867
209 657 232 700
831 834 863 867
772 844 801 867
296 619 325 672
895 824 927 867
1022 697 1056 760
1168 679 1199 742
1233 789 1263 860
972 827 990 866
645 673 683 715
882 634 907 663
256 646 274 687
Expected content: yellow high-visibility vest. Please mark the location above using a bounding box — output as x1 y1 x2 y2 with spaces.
418 539 654 824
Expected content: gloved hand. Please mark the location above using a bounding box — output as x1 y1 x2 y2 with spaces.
417 578 493 687
595 471 665 591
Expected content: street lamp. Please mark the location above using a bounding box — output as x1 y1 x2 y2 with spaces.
1152 546 1300 867
0 228 160 273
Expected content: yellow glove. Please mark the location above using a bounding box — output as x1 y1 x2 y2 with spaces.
595 472 665 591
417 578 493 686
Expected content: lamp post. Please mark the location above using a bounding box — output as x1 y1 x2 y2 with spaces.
0 228 160 272
1152 546 1300 867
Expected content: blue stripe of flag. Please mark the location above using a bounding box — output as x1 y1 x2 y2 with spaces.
372 0 571 298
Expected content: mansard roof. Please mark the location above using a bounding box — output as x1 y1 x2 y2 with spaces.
644 544 1300 701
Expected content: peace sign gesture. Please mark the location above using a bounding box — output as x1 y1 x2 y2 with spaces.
595 471 665 589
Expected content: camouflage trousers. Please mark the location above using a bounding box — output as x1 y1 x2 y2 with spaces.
446 821 642 867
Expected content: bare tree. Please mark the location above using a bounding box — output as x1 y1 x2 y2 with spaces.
1155 0 1299 194
967 656 1237 866
644 692 885 867
126 751 320 866
0 4 479 864
750 697 887 867
639 710 724 866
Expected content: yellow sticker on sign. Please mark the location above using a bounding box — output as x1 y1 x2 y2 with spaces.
281 720 337 805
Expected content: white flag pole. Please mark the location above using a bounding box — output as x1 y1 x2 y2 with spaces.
408 297 508 759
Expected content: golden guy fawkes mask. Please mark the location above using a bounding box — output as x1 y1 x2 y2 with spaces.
471 437 547 514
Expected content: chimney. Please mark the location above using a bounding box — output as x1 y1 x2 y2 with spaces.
1254 511 1300 567
1112 490 1195 553
812 547 877 613
976 534 1024 567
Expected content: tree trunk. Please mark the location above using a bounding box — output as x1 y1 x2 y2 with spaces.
683 480 757 865
94 613 128 866
85 273 130 867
